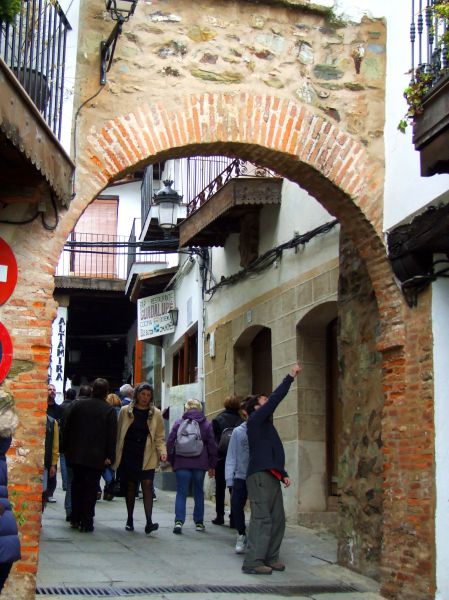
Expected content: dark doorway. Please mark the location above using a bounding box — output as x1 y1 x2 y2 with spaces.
251 327 272 395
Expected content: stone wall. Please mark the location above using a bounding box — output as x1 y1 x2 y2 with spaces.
76 0 386 164
337 231 383 580
204 259 339 521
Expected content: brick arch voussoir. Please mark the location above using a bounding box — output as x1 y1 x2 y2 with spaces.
79 92 404 344
84 93 382 231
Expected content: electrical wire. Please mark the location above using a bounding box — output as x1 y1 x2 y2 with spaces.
41 192 59 230
71 85 105 199
204 219 339 298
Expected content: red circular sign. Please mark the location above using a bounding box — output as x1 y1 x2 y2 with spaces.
0 238 18 305
0 322 13 383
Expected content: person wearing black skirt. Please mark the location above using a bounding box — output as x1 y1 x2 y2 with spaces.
114 383 166 534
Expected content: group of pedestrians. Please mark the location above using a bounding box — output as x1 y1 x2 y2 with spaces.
206 362 302 574
165 361 301 576
42 360 300 578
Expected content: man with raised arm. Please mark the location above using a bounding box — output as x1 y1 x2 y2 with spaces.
241 362 302 575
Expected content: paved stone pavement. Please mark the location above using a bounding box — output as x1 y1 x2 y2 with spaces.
36 484 385 599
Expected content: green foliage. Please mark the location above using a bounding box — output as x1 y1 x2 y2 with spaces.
398 70 433 132
0 0 21 23
9 490 28 527
398 1 449 132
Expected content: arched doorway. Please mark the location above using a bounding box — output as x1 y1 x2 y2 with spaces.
296 301 339 522
234 324 272 397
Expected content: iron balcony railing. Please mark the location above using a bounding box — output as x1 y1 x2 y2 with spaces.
186 158 278 216
410 0 449 92
0 0 71 140
55 228 169 280
140 156 278 224
140 157 228 224
184 156 235 211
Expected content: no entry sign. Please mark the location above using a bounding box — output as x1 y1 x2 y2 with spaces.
0 238 18 305
0 322 13 383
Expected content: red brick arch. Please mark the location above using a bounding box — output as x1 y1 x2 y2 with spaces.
73 94 437 599
75 92 403 346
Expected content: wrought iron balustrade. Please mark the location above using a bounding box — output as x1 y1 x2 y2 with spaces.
410 0 449 92
0 0 71 140
55 230 169 280
186 158 279 216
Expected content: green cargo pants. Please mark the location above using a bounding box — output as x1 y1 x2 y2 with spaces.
242 470 285 568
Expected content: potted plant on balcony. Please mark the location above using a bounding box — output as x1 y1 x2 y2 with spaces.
398 1 449 132
398 69 433 133
0 0 21 23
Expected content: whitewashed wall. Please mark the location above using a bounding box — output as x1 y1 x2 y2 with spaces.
433 274 449 600
106 180 142 238
59 0 80 155
206 179 339 327
161 254 203 408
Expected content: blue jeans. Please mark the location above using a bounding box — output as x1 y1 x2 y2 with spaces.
175 469 206 524
64 465 73 517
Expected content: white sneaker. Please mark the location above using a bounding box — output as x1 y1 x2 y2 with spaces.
235 534 247 554
47 496 57 503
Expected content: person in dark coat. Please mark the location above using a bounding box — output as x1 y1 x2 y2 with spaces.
46 384 62 502
60 385 91 523
63 378 117 532
167 399 217 534
42 415 59 511
242 362 301 575
0 410 21 592
59 388 77 493
211 395 243 526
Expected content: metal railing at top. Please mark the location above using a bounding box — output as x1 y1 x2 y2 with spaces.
186 158 279 216
55 228 169 281
0 0 71 140
410 0 449 92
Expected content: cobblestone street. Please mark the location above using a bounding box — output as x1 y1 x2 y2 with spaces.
36 485 383 599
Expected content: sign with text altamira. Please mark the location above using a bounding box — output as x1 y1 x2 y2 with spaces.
138 290 175 341
48 306 68 404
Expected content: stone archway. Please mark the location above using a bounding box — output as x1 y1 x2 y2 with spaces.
296 300 338 519
3 92 435 600
234 324 273 397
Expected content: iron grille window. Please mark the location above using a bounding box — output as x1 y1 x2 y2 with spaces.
0 0 71 140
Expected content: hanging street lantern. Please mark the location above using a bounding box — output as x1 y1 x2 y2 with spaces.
153 180 183 231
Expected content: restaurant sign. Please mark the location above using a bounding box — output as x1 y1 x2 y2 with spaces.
137 290 175 341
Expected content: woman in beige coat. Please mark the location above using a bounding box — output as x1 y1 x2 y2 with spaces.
114 383 166 534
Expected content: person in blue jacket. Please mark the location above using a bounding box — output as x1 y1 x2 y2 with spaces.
225 406 253 555
0 415 21 592
241 362 301 575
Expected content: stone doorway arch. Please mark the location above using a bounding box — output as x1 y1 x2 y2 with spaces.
3 92 434 600
234 324 273 398
296 300 338 521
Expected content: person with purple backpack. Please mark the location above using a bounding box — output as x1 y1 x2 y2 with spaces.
167 399 217 535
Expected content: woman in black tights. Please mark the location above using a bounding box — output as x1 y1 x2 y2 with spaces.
114 383 166 534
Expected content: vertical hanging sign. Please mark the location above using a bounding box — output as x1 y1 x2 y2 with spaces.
48 307 68 405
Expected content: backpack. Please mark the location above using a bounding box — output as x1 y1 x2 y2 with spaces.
175 419 204 457
217 427 235 455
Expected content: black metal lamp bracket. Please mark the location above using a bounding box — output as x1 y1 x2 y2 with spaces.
100 17 124 85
